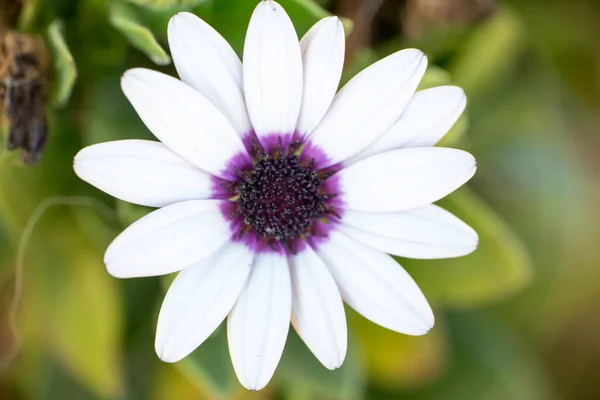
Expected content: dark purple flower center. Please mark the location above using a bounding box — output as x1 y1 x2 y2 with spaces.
237 153 326 242
217 134 342 254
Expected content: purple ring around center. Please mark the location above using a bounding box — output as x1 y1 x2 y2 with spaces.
211 131 344 256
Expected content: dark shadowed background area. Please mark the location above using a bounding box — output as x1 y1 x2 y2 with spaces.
1 0 599 399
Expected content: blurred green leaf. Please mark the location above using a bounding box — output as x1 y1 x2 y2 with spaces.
402 188 533 307
116 200 154 227
278 0 353 35
81 74 152 145
344 58 467 147
157 275 236 398
276 329 365 400
177 324 239 398
48 225 124 399
437 114 468 148
201 0 343 56
28 357 100 400
47 20 77 107
17 0 75 31
151 364 204 399
418 66 452 90
17 0 42 31
398 313 556 400
348 310 448 390
450 5 524 95
125 0 206 12
340 47 377 86
109 1 171 65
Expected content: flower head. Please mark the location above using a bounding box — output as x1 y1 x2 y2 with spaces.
74 0 477 391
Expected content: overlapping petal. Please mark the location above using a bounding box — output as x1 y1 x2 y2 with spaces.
296 17 345 137
307 49 427 168
168 12 251 136
155 242 253 362
121 68 247 180
104 200 230 278
318 231 434 335
349 86 467 164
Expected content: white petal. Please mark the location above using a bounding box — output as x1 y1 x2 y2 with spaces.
121 68 247 179
105 200 230 278
74 140 213 208
349 86 467 164
296 17 345 137
339 147 476 213
318 231 433 335
340 205 478 259
243 0 303 142
228 252 291 390
289 246 347 369
307 49 427 168
168 12 251 136
156 242 253 362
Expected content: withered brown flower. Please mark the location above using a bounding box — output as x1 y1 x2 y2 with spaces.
0 29 49 165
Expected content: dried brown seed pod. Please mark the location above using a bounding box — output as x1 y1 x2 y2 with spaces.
0 30 49 165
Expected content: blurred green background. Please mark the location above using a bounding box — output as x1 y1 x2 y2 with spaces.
1 0 599 399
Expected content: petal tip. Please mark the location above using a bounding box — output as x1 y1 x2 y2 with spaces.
327 16 345 37
155 335 185 364
437 85 466 100
411 317 435 336
121 67 151 82
394 48 428 75
401 48 425 61
323 356 345 370
470 158 478 174
466 232 480 254
121 68 137 79
104 262 125 279
325 15 342 27
72 147 87 169
257 0 280 12
413 299 435 335
120 68 144 89
425 311 435 331
156 346 181 364
103 249 124 278
168 11 197 29
239 374 269 391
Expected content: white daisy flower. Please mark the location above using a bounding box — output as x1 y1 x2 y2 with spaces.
74 0 477 391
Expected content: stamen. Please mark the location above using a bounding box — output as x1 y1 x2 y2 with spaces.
274 136 283 159
268 239 279 252
325 205 341 219
229 207 241 219
320 193 338 200
318 171 336 180
310 229 327 238
237 225 250 240
286 241 297 256
289 140 303 154
251 138 262 156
